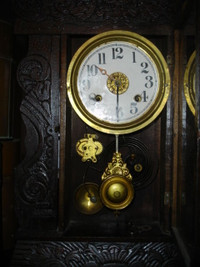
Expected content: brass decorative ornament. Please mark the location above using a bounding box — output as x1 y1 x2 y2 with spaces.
101 152 132 181
67 30 170 134
100 175 134 210
184 50 196 116
75 183 103 215
100 152 134 210
76 134 103 163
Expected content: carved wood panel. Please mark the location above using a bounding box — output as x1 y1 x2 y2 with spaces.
15 35 60 230
11 240 182 266
14 0 178 34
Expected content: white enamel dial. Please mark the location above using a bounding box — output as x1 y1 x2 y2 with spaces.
67 31 170 134
78 42 159 124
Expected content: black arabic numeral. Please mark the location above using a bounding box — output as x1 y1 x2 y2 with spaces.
142 91 148 102
98 53 106 64
141 62 149 73
82 79 90 91
145 76 153 88
130 102 138 114
112 47 123 59
87 64 98 76
132 51 136 63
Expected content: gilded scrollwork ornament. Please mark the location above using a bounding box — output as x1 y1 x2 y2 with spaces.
76 134 103 163
101 152 132 181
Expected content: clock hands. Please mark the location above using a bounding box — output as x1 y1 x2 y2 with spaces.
97 67 141 114
96 66 128 121
116 81 120 122
96 66 114 80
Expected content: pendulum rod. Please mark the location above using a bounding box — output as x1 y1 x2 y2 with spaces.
115 134 119 153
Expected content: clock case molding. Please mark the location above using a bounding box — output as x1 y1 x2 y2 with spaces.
12 0 200 266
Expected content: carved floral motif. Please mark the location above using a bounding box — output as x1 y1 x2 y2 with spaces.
11 241 182 266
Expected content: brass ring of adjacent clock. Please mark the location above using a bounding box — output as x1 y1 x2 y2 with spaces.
67 30 170 134
183 50 196 116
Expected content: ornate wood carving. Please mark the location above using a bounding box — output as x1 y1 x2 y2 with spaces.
15 36 60 229
11 240 182 266
14 0 177 34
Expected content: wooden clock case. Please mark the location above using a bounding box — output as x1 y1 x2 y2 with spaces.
5 0 200 266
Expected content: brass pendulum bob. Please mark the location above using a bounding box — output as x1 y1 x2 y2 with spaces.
75 183 103 215
100 135 134 210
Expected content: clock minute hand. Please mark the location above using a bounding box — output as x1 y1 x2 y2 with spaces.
116 82 120 122
96 65 120 121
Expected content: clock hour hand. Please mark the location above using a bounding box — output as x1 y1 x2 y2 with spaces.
96 66 114 80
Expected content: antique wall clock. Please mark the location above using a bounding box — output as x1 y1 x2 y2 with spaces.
67 30 170 134
184 50 196 116
67 30 170 212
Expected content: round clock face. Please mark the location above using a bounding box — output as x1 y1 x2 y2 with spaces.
67 30 170 134
184 50 196 116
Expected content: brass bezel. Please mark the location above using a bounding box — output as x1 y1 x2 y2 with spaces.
184 50 196 116
67 30 170 134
